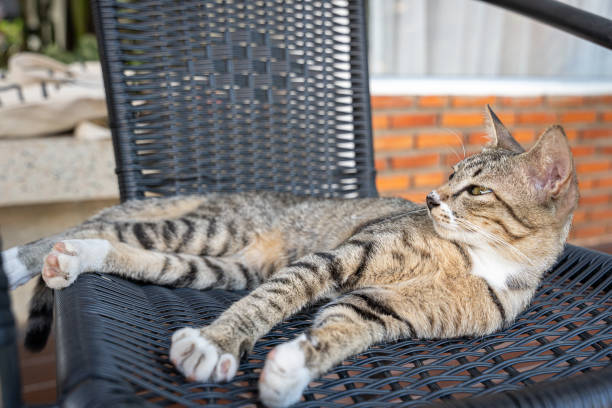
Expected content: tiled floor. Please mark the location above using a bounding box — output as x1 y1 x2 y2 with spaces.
18 243 612 405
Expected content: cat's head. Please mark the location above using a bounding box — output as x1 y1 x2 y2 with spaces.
427 106 578 269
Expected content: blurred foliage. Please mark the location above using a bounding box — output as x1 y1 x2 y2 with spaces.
42 33 98 64
0 18 24 67
0 0 98 69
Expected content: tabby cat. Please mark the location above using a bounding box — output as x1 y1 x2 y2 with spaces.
4 107 578 408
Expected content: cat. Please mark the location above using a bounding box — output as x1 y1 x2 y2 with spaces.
3 106 578 408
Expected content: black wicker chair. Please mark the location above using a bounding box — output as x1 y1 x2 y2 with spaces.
0 240 22 408
1 0 611 407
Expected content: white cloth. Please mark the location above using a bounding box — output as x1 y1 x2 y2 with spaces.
0 53 109 138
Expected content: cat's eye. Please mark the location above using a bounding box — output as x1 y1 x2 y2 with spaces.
469 185 493 195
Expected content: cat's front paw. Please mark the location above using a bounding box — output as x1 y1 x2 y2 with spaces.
170 327 238 383
259 334 312 408
42 239 110 289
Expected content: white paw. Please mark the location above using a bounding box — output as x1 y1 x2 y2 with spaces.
2 247 36 289
41 239 110 289
170 327 237 383
259 334 312 408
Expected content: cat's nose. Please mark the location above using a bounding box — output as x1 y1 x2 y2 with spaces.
426 192 440 210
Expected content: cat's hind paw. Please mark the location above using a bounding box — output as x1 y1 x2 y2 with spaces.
170 327 238 383
42 239 110 289
259 334 311 408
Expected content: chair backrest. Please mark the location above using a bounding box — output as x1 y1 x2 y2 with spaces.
92 0 376 202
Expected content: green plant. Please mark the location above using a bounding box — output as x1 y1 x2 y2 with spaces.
42 33 98 64
0 18 24 68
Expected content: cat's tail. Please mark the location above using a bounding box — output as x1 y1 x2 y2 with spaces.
24 277 53 351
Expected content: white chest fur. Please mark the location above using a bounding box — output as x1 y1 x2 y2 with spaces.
467 246 524 290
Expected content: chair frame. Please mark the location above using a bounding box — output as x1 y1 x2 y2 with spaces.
0 0 610 407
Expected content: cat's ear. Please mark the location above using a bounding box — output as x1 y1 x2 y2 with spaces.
485 105 525 153
522 125 575 199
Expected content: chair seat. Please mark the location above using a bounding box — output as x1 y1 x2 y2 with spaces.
55 244 612 407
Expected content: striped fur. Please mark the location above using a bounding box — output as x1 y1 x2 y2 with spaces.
5 109 578 407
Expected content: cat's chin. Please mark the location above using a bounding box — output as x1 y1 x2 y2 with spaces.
431 221 479 246
430 219 457 238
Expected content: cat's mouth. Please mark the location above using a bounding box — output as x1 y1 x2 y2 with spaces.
429 207 457 235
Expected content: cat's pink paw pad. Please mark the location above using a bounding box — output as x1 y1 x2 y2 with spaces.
41 239 110 289
170 327 237 383
214 353 238 382
42 246 77 289
259 334 311 408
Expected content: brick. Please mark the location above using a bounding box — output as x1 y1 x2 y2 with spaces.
560 111 597 123
517 112 556 124
372 114 389 130
495 111 516 125
584 95 612 104
581 128 612 139
570 146 595 157
601 147 612 155
576 161 609 173
572 210 587 223
400 191 428 203
591 208 612 220
373 134 413 151
468 131 489 145
579 194 609 205
416 132 463 148
414 172 444 187
547 96 584 107
597 177 612 188
374 158 388 171
577 179 595 190
564 128 578 140
391 113 437 128
418 96 448 108
571 225 606 239
442 112 484 127
371 96 414 109
391 153 439 169
451 96 496 108
499 96 544 107
376 174 410 192
602 111 612 122
513 129 535 144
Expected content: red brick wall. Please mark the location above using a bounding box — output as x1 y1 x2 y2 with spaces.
371 95 612 247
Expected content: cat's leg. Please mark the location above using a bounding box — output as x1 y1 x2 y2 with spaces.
3 236 64 290
168 235 379 385
257 279 508 408
2 197 207 289
257 287 414 408
4 197 262 289
40 238 261 290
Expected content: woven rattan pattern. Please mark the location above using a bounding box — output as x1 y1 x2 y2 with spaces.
97 0 375 200
55 245 611 407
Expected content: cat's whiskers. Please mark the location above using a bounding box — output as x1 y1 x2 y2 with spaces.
351 207 428 222
443 128 467 160
386 208 428 221
444 146 462 163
